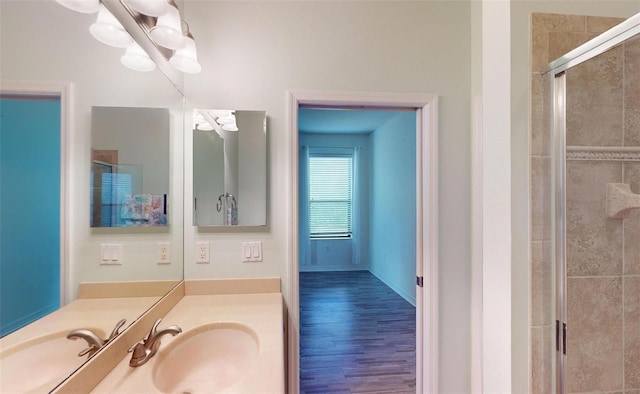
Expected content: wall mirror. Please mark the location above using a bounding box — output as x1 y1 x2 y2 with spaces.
91 106 170 228
193 109 267 227
0 0 184 390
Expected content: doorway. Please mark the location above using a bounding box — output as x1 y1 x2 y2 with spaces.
0 81 70 336
286 91 439 394
298 106 417 392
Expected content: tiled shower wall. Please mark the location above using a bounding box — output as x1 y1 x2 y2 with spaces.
530 13 640 394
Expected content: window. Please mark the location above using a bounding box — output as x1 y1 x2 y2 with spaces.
308 152 353 238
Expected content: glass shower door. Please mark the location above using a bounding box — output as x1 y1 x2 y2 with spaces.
552 16 640 394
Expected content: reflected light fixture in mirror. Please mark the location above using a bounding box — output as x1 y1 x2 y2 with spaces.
90 3 134 48
193 112 214 131
121 42 157 72
55 0 99 14
196 110 239 132
215 111 239 132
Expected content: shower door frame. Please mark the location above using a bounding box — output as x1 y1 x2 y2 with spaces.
549 12 640 394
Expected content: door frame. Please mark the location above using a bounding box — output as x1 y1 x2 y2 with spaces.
286 90 439 393
1 80 72 306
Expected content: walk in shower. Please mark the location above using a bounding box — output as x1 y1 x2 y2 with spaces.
544 11 640 394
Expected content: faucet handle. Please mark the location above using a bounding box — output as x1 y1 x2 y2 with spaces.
144 318 163 342
77 344 101 357
106 319 127 343
127 319 181 367
127 340 148 358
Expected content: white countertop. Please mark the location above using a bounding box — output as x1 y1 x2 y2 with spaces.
0 297 159 393
92 292 284 394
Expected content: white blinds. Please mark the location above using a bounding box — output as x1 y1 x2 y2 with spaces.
308 154 353 237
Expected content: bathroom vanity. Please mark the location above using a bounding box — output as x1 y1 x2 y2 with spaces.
49 279 284 394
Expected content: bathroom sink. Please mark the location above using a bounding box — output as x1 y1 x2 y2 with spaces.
152 322 259 393
0 328 105 393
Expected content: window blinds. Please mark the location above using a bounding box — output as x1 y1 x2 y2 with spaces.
308 154 353 237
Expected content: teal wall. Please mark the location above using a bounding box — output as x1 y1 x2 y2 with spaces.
369 112 416 305
1 98 60 337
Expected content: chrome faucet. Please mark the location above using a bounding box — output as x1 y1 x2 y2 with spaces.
128 318 181 367
66 318 126 357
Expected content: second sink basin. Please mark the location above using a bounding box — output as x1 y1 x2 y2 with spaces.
0 328 105 393
152 322 259 393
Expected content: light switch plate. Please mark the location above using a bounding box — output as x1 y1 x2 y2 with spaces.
241 241 262 262
100 244 122 265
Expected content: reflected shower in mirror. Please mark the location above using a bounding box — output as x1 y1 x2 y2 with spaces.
193 109 267 227
91 106 170 228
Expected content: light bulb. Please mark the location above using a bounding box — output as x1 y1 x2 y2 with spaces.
121 43 156 72
149 4 185 50
90 4 134 48
55 0 100 14
124 0 169 17
169 33 201 73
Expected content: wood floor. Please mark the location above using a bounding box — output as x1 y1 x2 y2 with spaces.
299 271 416 394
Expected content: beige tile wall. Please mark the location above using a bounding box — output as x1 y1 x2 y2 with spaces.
530 13 640 394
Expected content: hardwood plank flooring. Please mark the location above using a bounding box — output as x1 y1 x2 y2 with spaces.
299 271 416 394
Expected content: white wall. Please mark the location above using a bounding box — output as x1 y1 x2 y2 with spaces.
369 112 417 306
478 2 513 392
0 0 184 301
183 1 471 391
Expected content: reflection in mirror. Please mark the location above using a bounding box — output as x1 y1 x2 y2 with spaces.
90 107 170 227
193 109 267 227
0 0 184 389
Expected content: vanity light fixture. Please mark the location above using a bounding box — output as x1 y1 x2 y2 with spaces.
90 3 134 48
150 0 185 50
55 0 100 14
123 0 168 17
121 42 157 72
55 0 201 75
169 22 202 74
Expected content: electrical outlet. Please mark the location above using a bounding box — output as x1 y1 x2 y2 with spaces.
158 242 170 264
196 242 210 264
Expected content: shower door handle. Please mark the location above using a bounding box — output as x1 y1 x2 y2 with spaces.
556 320 567 355
562 323 567 355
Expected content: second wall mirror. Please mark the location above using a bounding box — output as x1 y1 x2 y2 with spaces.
91 106 170 228
193 109 267 227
